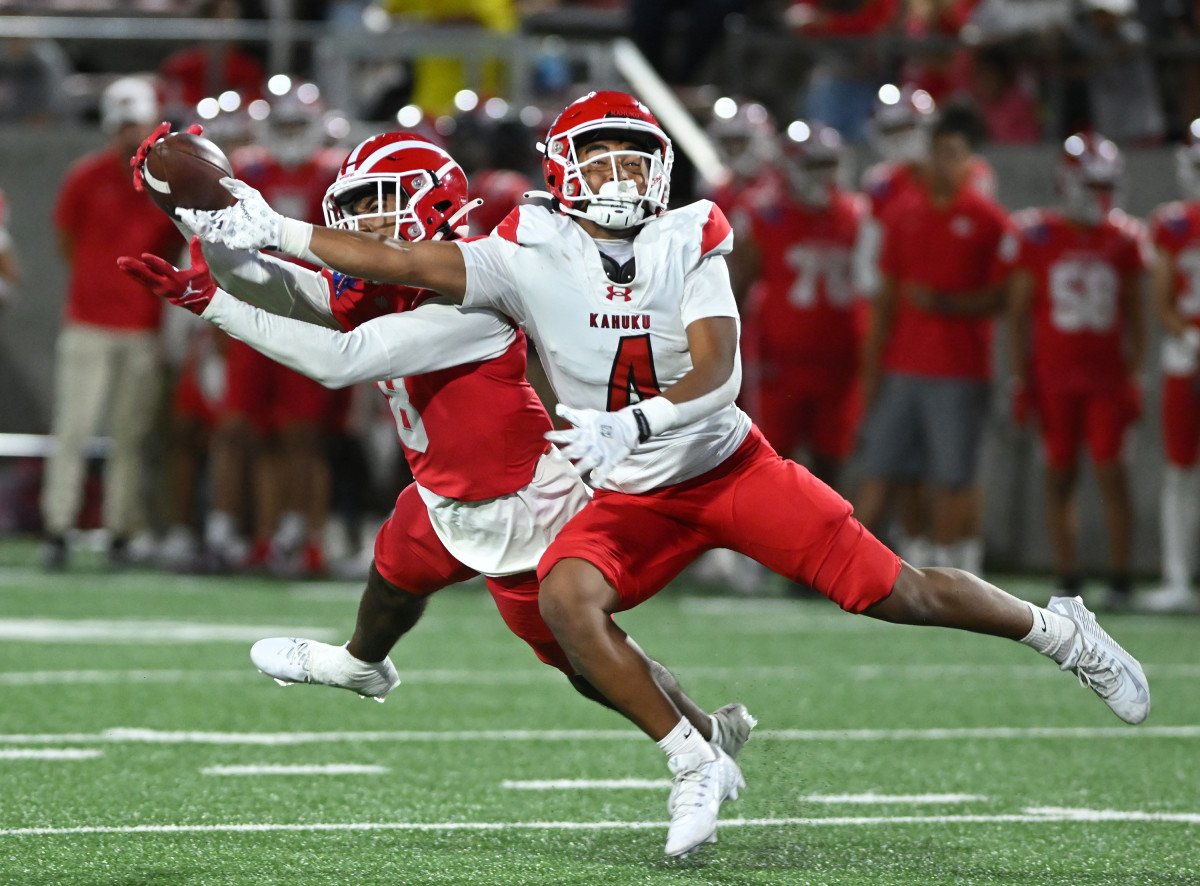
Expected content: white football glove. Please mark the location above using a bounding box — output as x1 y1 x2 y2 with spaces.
178 177 283 251
546 403 649 487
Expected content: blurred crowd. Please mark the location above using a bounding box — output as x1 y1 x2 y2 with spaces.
0 0 1198 614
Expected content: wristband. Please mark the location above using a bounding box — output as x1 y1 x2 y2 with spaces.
632 396 681 439
278 217 318 263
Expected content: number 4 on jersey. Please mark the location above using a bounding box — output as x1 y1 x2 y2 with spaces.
607 333 662 410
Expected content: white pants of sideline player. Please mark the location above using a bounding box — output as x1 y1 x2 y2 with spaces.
40 323 162 537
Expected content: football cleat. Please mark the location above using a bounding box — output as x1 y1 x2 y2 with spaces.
711 703 757 760
664 746 745 858
249 637 399 702
1048 595 1150 724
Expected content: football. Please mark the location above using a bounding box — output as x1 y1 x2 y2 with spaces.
141 132 235 214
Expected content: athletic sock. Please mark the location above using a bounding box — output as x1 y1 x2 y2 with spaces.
658 716 716 768
1018 600 1077 664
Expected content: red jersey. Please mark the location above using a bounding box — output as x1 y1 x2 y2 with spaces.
879 182 1016 379
744 190 865 379
1013 209 1147 391
1150 200 1200 335
55 148 181 331
321 269 552 501
862 156 995 220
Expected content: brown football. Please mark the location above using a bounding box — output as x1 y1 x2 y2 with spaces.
142 132 235 214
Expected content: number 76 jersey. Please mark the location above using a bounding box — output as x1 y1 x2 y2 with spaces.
457 201 753 493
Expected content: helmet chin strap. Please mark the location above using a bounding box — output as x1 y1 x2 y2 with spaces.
583 179 646 230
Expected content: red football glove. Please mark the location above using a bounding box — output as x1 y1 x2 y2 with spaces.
130 122 203 192
117 237 216 315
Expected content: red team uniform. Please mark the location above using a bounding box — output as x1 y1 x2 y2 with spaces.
740 188 865 459
1149 201 1200 468
1012 209 1148 468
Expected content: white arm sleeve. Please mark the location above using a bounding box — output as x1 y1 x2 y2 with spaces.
680 254 739 326
174 217 339 329
456 237 526 325
201 288 516 388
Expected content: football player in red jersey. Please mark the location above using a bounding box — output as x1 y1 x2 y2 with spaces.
181 90 1152 859
124 125 755 801
1007 134 1148 610
855 86 997 567
206 81 348 574
736 120 865 492
1141 120 1200 612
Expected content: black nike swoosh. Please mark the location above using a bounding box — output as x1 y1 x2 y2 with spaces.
1039 612 1047 632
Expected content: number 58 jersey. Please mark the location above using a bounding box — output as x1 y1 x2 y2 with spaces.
457 201 753 493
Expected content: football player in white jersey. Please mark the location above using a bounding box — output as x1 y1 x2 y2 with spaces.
123 126 756 771
181 91 1152 860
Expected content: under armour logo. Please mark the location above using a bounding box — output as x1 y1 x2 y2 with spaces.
604 285 633 301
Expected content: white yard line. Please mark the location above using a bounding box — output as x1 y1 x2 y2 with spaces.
798 793 987 804
0 749 101 760
0 725 1196 745
0 670 253 685
0 620 336 644
202 764 388 776
2 808 1199 837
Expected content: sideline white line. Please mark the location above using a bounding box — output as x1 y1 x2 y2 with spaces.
0 749 101 760
202 764 388 776
0 670 253 686
503 779 671 790
2 808 1198 837
0 725 1197 745
0 620 336 644
799 793 986 804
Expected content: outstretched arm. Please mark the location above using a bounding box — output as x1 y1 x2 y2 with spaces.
119 239 512 388
179 178 467 301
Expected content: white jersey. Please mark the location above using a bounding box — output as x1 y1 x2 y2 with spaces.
192 237 590 576
458 201 753 493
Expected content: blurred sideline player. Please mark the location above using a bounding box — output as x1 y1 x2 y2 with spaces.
42 77 180 569
736 119 864 493
183 90 1152 858
125 126 756 771
854 85 994 567
1141 122 1200 612
854 98 1003 574
206 83 346 574
1007 133 1147 611
158 101 254 570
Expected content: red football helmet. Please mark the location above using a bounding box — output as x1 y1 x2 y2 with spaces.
541 90 673 230
781 119 843 208
868 83 936 163
1057 132 1123 224
322 132 475 242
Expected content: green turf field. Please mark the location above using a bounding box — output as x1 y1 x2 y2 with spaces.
0 538 1197 886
